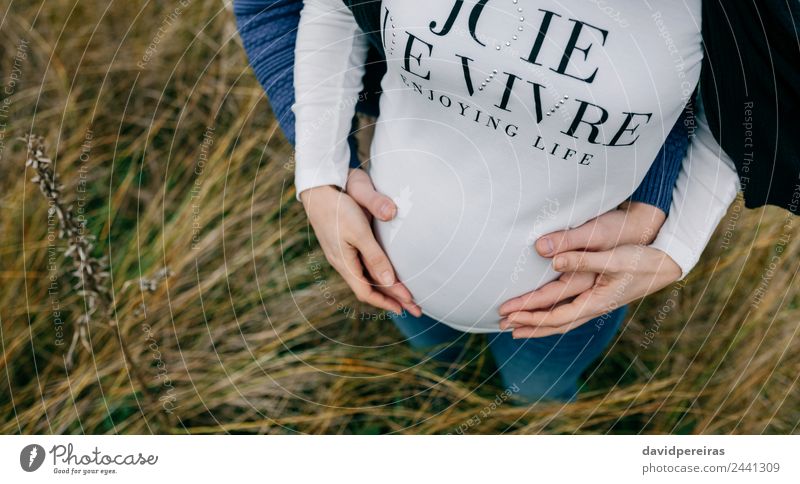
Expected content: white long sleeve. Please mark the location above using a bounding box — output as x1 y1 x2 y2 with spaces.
292 0 369 198
650 93 740 278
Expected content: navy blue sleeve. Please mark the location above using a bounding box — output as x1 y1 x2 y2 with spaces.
629 110 689 215
234 0 302 145
234 0 364 169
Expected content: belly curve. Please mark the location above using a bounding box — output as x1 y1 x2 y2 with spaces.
365 120 594 333
372 196 560 333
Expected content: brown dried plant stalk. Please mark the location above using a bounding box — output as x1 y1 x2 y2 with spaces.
25 134 111 366
24 134 171 429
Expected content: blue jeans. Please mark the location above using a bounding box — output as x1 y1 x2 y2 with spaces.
391 306 627 402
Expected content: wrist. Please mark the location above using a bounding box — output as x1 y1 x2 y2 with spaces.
624 202 666 244
299 185 341 209
650 246 683 283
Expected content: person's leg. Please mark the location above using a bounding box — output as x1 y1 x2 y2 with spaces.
390 311 469 363
487 306 628 402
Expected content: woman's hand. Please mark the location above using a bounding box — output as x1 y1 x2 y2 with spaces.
300 169 422 317
498 202 681 338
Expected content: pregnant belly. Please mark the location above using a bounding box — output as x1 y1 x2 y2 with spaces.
370 165 562 333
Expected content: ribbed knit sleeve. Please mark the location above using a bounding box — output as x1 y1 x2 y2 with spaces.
629 110 689 215
234 0 303 145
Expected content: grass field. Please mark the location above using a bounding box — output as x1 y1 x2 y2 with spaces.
1 0 798 434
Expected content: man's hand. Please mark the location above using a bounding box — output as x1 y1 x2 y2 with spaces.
499 245 681 338
300 170 421 317
533 200 665 257
498 202 680 338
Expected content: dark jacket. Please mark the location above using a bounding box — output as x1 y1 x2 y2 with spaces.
701 0 800 214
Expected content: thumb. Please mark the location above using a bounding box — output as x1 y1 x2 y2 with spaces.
346 168 397 222
536 218 609 257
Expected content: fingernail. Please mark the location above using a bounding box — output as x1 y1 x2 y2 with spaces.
380 202 395 221
380 270 394 285
554 257 566 271
537 237 554 256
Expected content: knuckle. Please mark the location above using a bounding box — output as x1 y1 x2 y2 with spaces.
582 273 598 288
366 253 387 269
586 229 607 249
559 232 573 250
350 222 371 239
346 169 364 189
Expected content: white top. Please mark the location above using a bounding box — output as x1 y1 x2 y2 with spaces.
293 0 739 332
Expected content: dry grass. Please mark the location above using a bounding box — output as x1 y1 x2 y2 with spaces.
0 0 798 435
